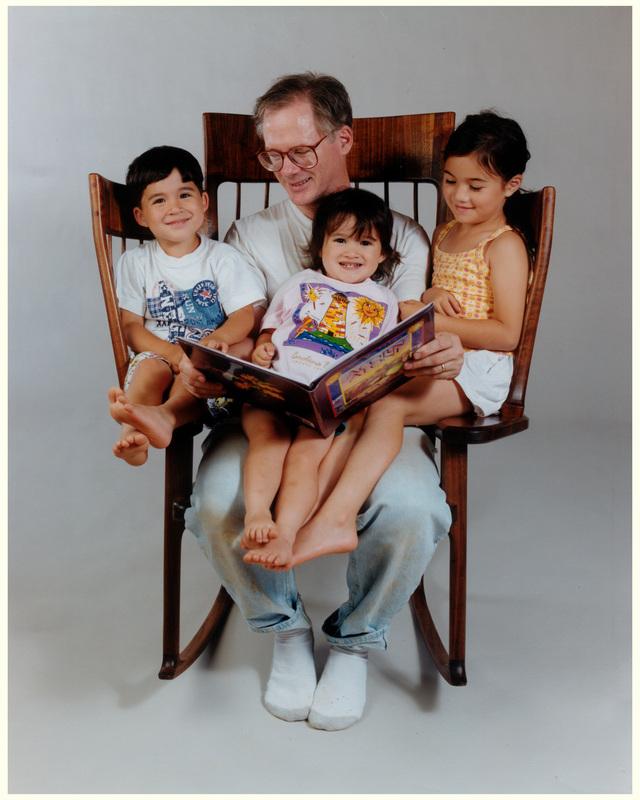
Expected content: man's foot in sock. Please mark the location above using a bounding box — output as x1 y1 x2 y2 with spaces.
113 430 150 466
308 645 368 731
109 394 175 449
290 512 358 567
241 512 278 548
264 628 317 722
243 535 294 569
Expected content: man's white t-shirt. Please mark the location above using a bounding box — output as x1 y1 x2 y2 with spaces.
224 198 429 304
115 236 265 343
262 269 399 384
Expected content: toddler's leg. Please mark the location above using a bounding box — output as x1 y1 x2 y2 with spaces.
241 407 291 547
243 426 334 569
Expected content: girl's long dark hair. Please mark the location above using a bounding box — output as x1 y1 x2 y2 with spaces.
307 188 400 282
445 110 535 256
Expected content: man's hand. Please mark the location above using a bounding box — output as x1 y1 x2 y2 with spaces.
177 352 226 399
404 331 464 380
422 287 462 317
251 341 276 369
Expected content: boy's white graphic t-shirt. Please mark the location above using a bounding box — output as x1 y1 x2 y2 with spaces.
115 236 265 343
262 269 399 384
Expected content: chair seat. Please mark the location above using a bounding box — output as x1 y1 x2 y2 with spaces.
431 406 529 445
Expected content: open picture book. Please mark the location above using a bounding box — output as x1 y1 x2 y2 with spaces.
178 303 434 437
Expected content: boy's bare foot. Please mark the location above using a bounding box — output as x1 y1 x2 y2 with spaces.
108 386 126 406
113 431 150 466
290 514 358 567
241 513 278 548
243 536 294 569
109 398 174 449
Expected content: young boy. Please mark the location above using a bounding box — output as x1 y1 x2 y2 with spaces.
108 145 265 465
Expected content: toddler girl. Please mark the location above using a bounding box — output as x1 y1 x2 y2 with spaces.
241 187 408 569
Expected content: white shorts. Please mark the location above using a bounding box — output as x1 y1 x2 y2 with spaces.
454 350 513 417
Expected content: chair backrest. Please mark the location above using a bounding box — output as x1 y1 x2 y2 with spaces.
89 173 152 387
503 186 556 414
202 112 456 240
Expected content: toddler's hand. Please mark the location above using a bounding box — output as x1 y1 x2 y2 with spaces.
252 342 276 368
398 300 425 320
421 287 462 317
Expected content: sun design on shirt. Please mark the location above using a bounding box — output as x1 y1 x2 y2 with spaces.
304 286 320 307
353 297 386 327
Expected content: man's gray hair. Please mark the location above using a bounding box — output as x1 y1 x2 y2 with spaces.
253 72 353 139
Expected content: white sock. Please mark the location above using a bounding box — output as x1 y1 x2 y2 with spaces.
308 645 368 731
263 628 317 722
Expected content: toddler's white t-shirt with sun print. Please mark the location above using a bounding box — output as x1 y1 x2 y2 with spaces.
115 236 265 343
262 269 399 384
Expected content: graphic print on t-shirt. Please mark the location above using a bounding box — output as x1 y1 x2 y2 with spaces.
283 281 389 359
146 279 225 341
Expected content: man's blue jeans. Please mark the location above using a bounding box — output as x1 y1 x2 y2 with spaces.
185 423 451 650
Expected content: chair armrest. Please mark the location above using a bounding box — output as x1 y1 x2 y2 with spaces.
428 405 529 446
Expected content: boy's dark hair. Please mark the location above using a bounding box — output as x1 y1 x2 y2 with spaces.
307 188 400 283
126 145 204 208
444 111 535 254
253 72 353 139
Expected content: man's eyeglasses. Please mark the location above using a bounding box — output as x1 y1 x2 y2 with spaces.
256 134 330 172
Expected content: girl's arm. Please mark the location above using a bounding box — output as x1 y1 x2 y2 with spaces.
434 231 529 351
121 309 183 368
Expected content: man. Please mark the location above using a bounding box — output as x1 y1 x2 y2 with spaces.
180 73 464 731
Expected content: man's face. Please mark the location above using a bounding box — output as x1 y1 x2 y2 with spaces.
261 97 352 218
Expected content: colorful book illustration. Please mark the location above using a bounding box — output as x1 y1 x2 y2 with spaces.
178 303 434 437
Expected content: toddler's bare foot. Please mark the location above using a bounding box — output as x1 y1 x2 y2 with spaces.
113 431 150 466
243 536 294 569
291 513 358 567
241 513 278 549
109 400 174 449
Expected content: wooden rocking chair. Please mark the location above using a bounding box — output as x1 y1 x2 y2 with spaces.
90 109 554 686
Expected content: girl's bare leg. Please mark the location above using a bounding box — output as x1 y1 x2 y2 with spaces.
292 377 471 567
243 427 334 569
241 407 291 547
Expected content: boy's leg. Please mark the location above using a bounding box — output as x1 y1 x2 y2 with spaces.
109 354 175 466
241 407 291 546
244 427 334 569
185 423 317 720
111 376 206 449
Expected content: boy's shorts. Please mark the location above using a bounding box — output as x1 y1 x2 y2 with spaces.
123 351 172 391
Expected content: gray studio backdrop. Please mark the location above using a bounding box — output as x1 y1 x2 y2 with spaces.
8 5 631 793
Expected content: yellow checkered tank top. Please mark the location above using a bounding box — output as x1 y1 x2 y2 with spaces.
432 220 513 321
